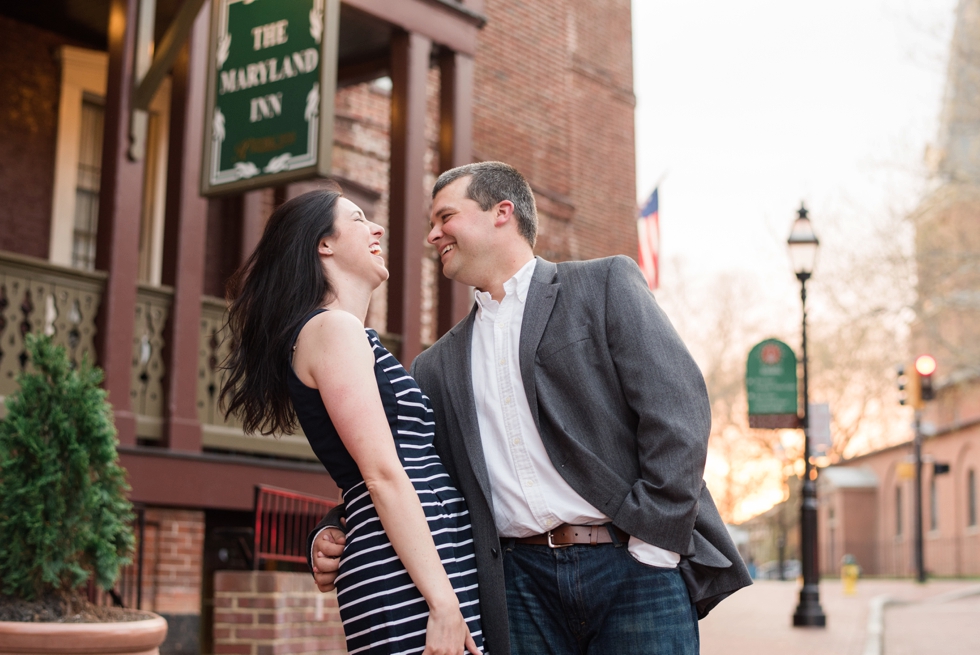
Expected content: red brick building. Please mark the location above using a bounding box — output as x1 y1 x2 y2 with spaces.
0 1 637 652
818 381 980 578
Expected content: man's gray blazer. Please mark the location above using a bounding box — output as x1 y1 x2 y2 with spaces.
408 256 751 655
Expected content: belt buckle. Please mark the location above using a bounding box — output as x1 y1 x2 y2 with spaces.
546 529 571 549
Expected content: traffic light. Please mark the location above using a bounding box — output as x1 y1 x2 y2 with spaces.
897 364 920 407
898 356 937 408
915 355 936 402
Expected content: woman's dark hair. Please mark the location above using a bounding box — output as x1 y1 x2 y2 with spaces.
220 188 342 435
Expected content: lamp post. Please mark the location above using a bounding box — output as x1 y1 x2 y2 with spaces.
788 202 827 628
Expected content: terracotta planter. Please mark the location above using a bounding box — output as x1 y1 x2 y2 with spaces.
0 613 168 655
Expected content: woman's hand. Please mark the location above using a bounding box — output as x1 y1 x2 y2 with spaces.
422 602 481 655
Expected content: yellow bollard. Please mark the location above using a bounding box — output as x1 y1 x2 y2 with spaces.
841 554 859 596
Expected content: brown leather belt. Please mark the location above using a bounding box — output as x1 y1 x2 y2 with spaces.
514 523 630 548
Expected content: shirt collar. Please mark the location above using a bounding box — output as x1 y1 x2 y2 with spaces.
474 257 537 315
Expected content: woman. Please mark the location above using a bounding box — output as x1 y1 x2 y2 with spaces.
221 188 483 655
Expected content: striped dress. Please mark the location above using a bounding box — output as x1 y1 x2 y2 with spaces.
288 312 484 655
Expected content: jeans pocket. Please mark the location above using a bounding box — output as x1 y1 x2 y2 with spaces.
626 548 678 572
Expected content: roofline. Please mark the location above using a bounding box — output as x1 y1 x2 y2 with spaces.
838 415 980 465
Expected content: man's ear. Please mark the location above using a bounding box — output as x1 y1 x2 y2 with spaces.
493 200 516 227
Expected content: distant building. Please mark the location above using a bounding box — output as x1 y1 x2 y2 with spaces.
819 412 980 577
817 0 980 580
0 1 637 653
914 0 980 376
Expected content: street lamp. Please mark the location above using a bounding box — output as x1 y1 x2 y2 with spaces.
787 202 827 628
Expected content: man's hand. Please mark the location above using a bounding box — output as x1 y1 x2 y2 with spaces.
312 527 346 592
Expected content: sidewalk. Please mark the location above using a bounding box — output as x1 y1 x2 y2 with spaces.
699 579 980 655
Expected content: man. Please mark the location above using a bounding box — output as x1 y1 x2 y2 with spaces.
309 162 750 654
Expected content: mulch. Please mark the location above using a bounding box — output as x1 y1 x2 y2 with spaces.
0 594 155 623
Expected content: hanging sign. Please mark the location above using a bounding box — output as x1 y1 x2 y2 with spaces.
201 0 339 195
746 339 800 429
808 402 832 456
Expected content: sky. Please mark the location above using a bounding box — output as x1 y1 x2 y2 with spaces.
631 0 961 520
632 0 957 303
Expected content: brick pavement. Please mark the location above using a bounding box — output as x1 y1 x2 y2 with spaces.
699 579 980 655
884 589 980 655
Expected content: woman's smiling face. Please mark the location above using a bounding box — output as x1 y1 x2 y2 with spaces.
324 197 388 288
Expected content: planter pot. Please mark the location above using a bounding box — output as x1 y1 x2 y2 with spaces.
0 613 168 655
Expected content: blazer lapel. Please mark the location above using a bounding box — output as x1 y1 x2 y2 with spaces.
520 258 559 430
443 307 494 508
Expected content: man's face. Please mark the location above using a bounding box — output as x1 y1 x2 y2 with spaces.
427 177 496 287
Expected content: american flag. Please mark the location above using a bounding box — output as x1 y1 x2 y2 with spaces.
637 188 660 290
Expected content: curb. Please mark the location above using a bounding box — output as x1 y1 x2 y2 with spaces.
862 584 980 655
862 594 895 655
919 583 980 605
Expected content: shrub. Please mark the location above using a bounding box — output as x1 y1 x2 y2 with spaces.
0 334 134 601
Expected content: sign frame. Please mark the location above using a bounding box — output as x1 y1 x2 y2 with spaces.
200 0 340 196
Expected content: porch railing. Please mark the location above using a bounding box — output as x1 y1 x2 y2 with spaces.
0 251 105 418
253 484 338 569
132 284 173 440
0 251 396 461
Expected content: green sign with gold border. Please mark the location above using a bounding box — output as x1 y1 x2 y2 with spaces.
201 0 339 195
746 338 800 429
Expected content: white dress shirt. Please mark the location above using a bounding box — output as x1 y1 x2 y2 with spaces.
471 258 679 568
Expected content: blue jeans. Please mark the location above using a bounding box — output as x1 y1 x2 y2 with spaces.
503 541 699 655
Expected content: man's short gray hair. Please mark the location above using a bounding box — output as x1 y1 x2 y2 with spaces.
433 161 537 247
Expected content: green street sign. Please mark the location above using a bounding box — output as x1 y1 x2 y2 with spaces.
746 339 799 428
202 0 339 195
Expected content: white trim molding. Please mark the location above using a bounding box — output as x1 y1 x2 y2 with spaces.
49 46 108 267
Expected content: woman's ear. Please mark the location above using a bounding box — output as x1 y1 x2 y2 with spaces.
318 239 333 257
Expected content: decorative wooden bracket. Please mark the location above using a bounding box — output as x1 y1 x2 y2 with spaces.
130 0 207 160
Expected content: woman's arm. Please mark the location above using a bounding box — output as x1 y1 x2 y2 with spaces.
295 311 479 655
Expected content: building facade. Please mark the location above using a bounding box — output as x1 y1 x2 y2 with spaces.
0 1 637 652
819 394 980 578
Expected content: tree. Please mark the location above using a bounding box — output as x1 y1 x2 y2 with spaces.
0 334 135 601
656 205 917 524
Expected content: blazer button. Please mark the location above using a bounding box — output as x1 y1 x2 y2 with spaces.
491 548 499 558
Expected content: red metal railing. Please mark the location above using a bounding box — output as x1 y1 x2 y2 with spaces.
87 507 147 609
253 485 338 569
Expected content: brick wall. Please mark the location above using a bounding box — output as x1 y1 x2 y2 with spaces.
330 74 442 342
833 421 980 577
323 0 640 335
0 16 67 258
332 80 394 336
142 508 206 613
213 571 346 655
473 0 638 263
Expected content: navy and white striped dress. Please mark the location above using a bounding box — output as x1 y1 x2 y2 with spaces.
288 311 484 655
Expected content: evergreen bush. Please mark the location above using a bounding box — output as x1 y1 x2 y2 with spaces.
0 333 135 601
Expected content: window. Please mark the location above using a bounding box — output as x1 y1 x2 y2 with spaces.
50 46 170 283
969 469 977 528
895 486 903 537
50 46 107 268
71 97 104 270
929 475 938 532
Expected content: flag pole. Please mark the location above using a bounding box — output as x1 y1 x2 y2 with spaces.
639 171 668 207
654 170 668 190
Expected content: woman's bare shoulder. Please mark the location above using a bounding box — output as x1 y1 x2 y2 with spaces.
295 310 371 377
300 309 365 342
